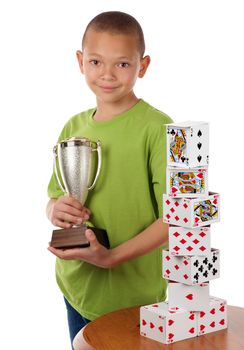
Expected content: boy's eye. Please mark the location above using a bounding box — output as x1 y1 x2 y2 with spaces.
118 62 129 68
90 60 100 65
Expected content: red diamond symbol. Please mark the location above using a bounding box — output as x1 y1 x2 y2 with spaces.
193 239 199 244
180 239 186 244
186 232 193 237
183 259 189 265
170 207 175 213
183 218 188 223
165 255 171 261
173 246 180 252
174 264 179 270
186 246 193 251
175 216 180 221
173 232 180 237
199 231 206 237
199 246 206 251
183 274 189 279
166 200 171 205
165 269 171 275
175 201 179 207
183 203 188 209
166 214 171 219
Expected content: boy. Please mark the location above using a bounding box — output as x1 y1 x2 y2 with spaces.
47 11 172 349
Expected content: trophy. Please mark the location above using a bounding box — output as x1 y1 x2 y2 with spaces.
50 137 109 249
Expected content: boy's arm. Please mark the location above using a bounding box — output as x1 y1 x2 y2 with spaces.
48 219 168 268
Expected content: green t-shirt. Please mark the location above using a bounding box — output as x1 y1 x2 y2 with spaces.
48 99 173 320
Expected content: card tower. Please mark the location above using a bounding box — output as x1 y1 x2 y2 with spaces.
140 121 227 344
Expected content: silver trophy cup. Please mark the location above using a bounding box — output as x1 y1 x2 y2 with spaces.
50 137 109 249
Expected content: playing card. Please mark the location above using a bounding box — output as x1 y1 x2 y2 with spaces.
140 301 197 344
197 296 227 335
166 121 209 168
162 248 220 285
168 282 209 311
167 167 208 198
169 225 211 256
163 192 220 228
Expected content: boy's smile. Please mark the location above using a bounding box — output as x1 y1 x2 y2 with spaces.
76 29 150 118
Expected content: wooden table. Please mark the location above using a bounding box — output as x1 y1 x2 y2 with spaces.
84 305 244 350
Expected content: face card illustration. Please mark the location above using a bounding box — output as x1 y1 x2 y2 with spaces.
197 297 227 335
168 128 187 164
162 249 220 285
140 301 197 344
194 198 219 224
167 167 208 198
169 225 211 256
168 282 209 311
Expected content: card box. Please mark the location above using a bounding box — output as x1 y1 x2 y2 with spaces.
163 192 220 228
169 225 211 256
168 282 209 311
166 121 209 168
167 167 208 198
140 301 197 344
162 248 220 285
197 296 227 335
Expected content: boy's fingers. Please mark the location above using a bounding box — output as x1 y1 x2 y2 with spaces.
85 229 100 251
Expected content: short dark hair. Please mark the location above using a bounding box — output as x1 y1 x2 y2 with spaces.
82 11 145 57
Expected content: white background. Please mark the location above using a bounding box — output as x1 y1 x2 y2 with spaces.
0 1 243 349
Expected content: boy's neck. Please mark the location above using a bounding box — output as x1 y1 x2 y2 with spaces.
93 94 140 122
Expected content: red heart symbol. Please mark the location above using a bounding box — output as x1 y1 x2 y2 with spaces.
158 326 164 333
213 199 217 204
172 187 178 193
200 324 205 331
150 322 155 329
186 293 193 300
189 313 195 320
200 311 205 318
168 319 174 326
168 333 174 340
219 305 225 312
210 308 215 315
219 319 225 325
195 217 200 222
210 321 215 328
197 172 203 179
189 327 195 334
142 319 147 326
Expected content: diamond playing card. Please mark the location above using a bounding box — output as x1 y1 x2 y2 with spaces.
167 167 208 198
197 296 227 335
140 301 197 344
169 225 211 256
162 248 220 285
163 192 220 228
166 121 209 168
168 282 209 311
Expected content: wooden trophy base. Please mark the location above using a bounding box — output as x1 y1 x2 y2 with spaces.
50 225 110 249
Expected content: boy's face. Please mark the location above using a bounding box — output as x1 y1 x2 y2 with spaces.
76 29 150 105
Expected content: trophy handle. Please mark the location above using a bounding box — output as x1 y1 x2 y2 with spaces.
53 145 66 193
88 141 102 190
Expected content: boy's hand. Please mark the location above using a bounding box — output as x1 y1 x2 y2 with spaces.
48 229 114 268
48 196 91 229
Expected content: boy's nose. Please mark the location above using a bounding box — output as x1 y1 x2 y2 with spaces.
100 65 115 80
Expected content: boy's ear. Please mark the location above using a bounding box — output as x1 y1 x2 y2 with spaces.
138 55 151 78
76 50 84 74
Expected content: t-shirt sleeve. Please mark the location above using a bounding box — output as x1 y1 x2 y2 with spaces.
148 116 173 218
47 121 71 199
